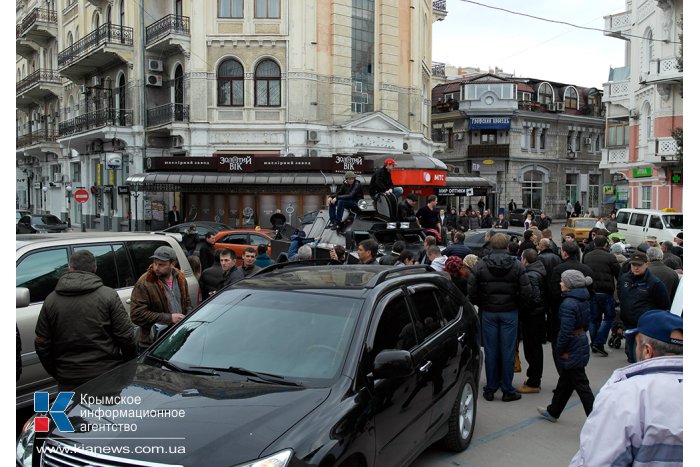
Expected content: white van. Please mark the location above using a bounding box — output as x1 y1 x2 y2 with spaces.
615 208 683 247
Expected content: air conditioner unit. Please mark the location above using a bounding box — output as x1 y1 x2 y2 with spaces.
556 102 565 111
148 59 163 72
306 130 319 143
92 76 101 86
307 148 319 157
79 84 88 94
547 103 556 111
146 74 163 87
584 137 592 145
455 133 464 141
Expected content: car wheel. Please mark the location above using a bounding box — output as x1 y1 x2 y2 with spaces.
441 372 477 452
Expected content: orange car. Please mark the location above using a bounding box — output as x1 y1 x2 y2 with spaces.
212 229 275 264
560 217 598 244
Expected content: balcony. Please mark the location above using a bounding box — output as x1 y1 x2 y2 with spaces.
433 0 447 21
468 144 510 159
145 15 190 55
603 10 631 40
641 57 682 85
603 66 631 106
16 128 60 156
146 103 190 128
16 69 62 108
600 147 629 168
57 23 134 82
16 7 57 41
652 137 680 163
58 108 133 137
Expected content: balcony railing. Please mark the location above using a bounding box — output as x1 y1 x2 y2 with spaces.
468 144 510 158
604 11 631 37
433 0 447 14
145 14 190 45
58 23 133 68
16 68 61 94
601 147 629 165
16 7 57 38
432 62 446 78
16 128 58 148
58 108 132 137
146 103 189 127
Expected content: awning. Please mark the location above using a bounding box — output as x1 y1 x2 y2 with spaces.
445 176 494 187
126 171 367 192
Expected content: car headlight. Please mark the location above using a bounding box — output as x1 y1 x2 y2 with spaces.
16 415 36 467
233 449 293 467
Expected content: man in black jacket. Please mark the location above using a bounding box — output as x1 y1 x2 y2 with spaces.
35 250 137 391
517 230 537 257
442 231 472 259
536 212 552 230
582 236 621 356
494 213 509 229
200 249 224 298
517 249 548 394
369 158 401 199
397 193 418 222
199 233 217 270
468 233 532 402
328 171 363 229
218 249 244 290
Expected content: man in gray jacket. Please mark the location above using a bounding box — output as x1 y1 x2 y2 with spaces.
35 250 137 391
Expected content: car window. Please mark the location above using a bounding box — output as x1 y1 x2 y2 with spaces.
126 240 172 277
74 244 134 289
574 219 597 228
409 287 446 340
662 215 683 229
649 216 663 230
439 292 462 322
219 234 249 245
248 234 270 246
372 295 417 356
196 227 210 236
616 211 631 224
17 248 70 303
630 213 648 227
41 215 64 225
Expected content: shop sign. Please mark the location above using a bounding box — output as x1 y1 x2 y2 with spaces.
217 155 255 172
146 155 372 174
332 155 365 173
632 167 652 178
438 187 475 196
469 117 511 130
146 157 216 172
391 169 447 186
603 184 614 195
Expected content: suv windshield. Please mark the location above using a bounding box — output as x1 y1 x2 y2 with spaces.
151 289 362 383
662 215 683 229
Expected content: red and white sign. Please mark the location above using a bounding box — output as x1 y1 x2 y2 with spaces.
391 169 447 187
73 189 90 204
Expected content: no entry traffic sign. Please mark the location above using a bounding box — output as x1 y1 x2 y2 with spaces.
73 189 90 204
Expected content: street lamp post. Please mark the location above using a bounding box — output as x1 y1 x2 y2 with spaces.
41 185 48 213
65 184 73 228
130 191 140 231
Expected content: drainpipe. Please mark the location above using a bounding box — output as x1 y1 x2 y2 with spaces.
284 0 289 157
139 0 147 230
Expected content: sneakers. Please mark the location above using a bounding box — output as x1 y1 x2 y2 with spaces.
537 406 558 423
516 384 541 394
483 391 495 401
591 343 609 357
328 223 338 230
502 392 522 402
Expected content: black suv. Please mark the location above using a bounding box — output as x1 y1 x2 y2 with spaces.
18 264 482 467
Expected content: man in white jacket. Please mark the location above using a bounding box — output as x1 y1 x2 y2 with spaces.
570 309 683 467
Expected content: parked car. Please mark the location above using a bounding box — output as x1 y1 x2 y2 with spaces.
16 214 69 234
508 208 542 226
560 217 598 244
15 232 199 408
615 208 683 247
159 221 233 250
17 263 482 467
463 229 523 257
213 228 275 263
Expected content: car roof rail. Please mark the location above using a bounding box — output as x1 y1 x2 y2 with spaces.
365 265 435 288
254 259 341 275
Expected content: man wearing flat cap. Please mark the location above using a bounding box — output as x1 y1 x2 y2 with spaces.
617 250 670 363
327 171 363 230
131 245 193 351
570 310 682 466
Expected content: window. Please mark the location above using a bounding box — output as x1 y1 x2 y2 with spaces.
126 241 170 279
254 59 281 107
373 295 416 356
630 213 648 227
649 216 663 229
351 0 375 113
588 174 600 211
67 31 73 47
220 234 249 245
641 187 652 209
438 293 461 322
481 130 496 144
616 211 630 225
540 128 546 149
16 248 69 303
564 87 578 109
537 82 553 105
606 119 629 147
217 59 244 107
249 234 270 246
255 0 280 18
522 170 544 210
75 244 133 289
409 288 446 340
219 0 243 18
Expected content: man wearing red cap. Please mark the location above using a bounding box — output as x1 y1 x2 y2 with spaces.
369 158 402 199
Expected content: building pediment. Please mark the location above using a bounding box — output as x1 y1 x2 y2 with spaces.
340 111 410 135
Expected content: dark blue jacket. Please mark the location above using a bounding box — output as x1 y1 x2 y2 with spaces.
287 234 315 259
618 269 670 327
556 287 591 370
442 243 472 259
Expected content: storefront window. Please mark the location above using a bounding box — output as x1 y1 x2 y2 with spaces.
565 173 578 206
522 170 543 209
588 174 600 212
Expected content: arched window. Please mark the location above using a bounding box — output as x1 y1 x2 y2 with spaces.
92 11 100 31
254 59 281 107
117 74 126 125
67 31 73 47
564 86 578 109
641 101 652 145
217 58 244 107
174 64 184 120
642 27 653 75
537 83 553 105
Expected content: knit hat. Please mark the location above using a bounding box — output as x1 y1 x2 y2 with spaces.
444 256 464 277
561 269 593 289
463 254 479 270
344 171 357 179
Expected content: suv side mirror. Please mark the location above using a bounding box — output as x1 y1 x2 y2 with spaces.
16 287 30 308
372 350 413 379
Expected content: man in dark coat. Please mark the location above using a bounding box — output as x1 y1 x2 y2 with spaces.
508 199 517 213
182 223 199 256
646 247 679 302
536 212 552 230
457 208 469 232
328 171 363 229
541 229 560 256
574 201 582 216
468 233 532 402
494 213 509 229
517 249 548 394
36 250 137 390
369 158 400 199
167 205 181 227
442 231 472 259
200 249 224 299
218 249 245 290
199 233 217 270
397 193 418 222
660 241 682 270
517 230 537 257
582 236 621 356
618 251 670 363
481 209 494 228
